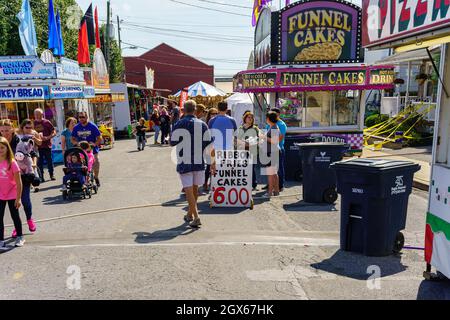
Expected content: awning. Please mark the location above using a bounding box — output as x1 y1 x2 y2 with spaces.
374 49 430 65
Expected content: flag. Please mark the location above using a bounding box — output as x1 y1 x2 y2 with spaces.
82 4 96 45
48 0 59 52
94 6 101 49
252 0 271 27
55 10 65 56
78 20 90 64
16 0 38 56
179 88 189 110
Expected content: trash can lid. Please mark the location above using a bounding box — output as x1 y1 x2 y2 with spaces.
298 142 349 148
331 158 421 172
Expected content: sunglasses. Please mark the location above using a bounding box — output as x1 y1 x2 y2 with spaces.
24 126 33 129
79 116 86 119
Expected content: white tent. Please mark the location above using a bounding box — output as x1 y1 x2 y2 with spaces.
226 93 255 127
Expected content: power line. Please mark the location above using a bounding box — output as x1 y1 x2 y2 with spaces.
193 0 252 9
168 0 251 17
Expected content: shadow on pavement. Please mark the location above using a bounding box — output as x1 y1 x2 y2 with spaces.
42 195 82 205
283 200 338 212
416 279 450 300
311 249 408 280
197 201 248 215
35 184 64 192
133 223 197 244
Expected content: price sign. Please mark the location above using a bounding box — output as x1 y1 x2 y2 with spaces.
210 150 253 208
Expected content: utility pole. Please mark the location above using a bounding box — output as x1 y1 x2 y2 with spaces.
106 0 111 73
117 15 122 52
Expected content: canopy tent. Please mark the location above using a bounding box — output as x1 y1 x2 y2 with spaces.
173 81 227 97
226 93 256 127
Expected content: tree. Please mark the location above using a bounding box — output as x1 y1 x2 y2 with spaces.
0 0 81 60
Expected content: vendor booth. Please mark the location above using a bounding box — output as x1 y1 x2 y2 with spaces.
171 81 228 108
0 54 92 163
362 0 450 280
233 1 395 156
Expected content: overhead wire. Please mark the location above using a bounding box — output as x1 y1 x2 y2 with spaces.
168 0 251 17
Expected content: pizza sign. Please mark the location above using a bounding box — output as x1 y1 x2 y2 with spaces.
363 0 450 48
280 0 362 64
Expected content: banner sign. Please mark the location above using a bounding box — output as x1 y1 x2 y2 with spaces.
211 150 253 208
0 86 49 101
233 67 395 92
83 86 96 98
93 49 110 90
179 88 189 109
50 86 84 99
362 0 450 48
56 58 84 82
279 0 362 64
0 56 56 81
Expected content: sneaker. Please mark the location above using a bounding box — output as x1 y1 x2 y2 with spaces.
262 192 272 199
183 215 194 223
15 237 25 247
11 229 17 238
0 241 7 251
137 147 141 151
27 219 37 233
95 178 101 187
189 218 202 228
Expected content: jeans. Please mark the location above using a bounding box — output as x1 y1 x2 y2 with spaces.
204 165 211 186
153 125 160 143
278 149 286 189
63 173 86 186
38 148 54 178
252 164 258 189
161 127 170 144
21 178 33 221
0 200 23 241
136 135 146 149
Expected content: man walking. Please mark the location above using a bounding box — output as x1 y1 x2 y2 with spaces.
34 108 56 182
71 112 103 187
208 102 237 151
171 100 213 228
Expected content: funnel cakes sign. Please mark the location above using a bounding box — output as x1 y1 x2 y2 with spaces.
279 0 362 64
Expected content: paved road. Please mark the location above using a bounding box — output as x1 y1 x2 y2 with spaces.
0 139 448 300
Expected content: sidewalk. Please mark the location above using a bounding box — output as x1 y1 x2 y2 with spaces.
362 147 431 191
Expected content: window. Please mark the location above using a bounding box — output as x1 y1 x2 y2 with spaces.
332 90 360 126
305 91 331 127
277 92 303 128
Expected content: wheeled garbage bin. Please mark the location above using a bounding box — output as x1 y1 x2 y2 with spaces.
299 142 348 204
330 159 421 257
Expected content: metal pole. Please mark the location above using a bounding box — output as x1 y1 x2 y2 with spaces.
117 15 122 52
106 0 111 73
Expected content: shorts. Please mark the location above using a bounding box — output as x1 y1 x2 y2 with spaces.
261 166 278 176
179 170 205 188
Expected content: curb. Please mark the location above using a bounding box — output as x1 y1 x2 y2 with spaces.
413 180 430 192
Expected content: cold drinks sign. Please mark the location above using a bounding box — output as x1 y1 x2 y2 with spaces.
362 0 450 48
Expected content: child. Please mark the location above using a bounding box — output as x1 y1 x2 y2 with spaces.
0 137 25 248
133 118 147 151
79 141 95 173
62 153 86 190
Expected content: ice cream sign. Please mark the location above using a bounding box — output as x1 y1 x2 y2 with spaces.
363 0 450 48
0 56 56 80
279 0 363 64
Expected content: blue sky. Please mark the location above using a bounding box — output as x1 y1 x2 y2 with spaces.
75 0 363 77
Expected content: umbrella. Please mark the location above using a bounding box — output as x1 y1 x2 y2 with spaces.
174 81 227 97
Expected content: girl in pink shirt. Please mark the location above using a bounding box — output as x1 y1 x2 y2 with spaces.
0 137 24 248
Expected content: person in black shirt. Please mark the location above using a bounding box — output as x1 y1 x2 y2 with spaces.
133 118 147 151
159 107 171 145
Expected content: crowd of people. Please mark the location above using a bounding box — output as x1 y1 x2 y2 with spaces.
170 100 287 228
0 110 103 249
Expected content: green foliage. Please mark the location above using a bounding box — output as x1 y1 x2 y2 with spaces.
365 114 389 128
99 24 124 83
0 0 81 60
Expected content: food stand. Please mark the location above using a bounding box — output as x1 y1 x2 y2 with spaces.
362 0 450 280
233 1 395 157
0 54 92 163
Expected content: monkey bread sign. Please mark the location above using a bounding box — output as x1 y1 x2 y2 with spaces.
362 0 450 48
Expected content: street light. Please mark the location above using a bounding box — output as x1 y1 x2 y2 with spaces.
122 46 138 51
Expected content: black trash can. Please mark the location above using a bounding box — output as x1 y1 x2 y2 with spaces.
331 159 420 257
299 142 348 204
284 135 323 182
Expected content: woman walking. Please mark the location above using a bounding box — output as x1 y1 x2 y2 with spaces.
150 109 161 145
260 111 281 199
236 111 260 190
61 117 77 154
159 107 171 145
11 120 42 238
0 119 20 153
0 137 25 248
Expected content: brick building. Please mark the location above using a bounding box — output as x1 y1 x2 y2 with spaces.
123 43 215 96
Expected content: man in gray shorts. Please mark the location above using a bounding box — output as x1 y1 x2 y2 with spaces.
170 100 213 228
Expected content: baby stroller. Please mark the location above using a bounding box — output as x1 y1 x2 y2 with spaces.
61 148 96 200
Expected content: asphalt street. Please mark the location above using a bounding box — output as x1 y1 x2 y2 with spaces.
0 139 449 300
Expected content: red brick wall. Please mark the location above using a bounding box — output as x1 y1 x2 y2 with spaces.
124 43 215 96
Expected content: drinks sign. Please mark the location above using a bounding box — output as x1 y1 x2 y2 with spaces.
363 0 450 48
280 0 362 64
233 72 277 91
0 56 56 81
